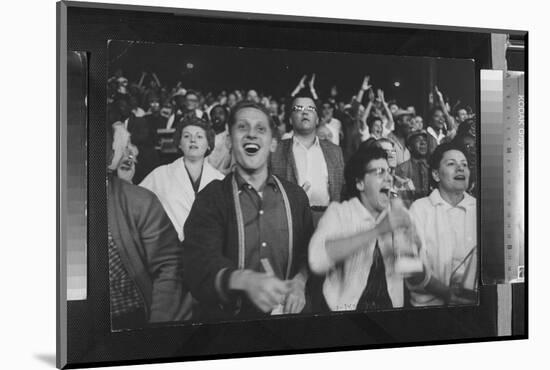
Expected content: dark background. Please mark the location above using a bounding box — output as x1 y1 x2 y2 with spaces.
109 40 476 116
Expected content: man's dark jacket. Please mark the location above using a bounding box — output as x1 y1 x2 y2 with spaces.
270 138 345 202
182 173 313 320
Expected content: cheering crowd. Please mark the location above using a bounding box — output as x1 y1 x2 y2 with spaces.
106 70 478 329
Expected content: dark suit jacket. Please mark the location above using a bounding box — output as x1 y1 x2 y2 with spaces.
270 137 345 202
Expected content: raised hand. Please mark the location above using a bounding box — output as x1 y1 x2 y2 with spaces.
361 75 371 91
368 88 375 102
434 86 444 103
298 74 307 90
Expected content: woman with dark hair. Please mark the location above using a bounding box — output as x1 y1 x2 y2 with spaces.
140 115 224 241
308 146 415 312
407 142 477 306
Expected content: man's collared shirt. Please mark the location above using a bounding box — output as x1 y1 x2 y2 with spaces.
292 136 330 207
234 172 289 280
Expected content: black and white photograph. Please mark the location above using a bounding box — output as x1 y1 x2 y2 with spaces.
106 40 479 330
50 1 532 369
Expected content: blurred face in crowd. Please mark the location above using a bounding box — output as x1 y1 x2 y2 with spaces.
338 101 346 112
431 109 446 131
290 97 319 136
230 107 277 174
317 124 334 142
370 118 383 139
432 149 470 194
185 93 199 112
460 135 476 166
409 134 428 158
456 108 468 123
179 125 209 161
397 114 413 138
356 158 393 216
377 140 397 169
321 103 334 120
210 105 228 132
160 102 173 118
269 99 279 116
412 115 424 131
175 95 186 110
148 97 161 113
389 103 399 116
227 93 238 108
246 89 260 104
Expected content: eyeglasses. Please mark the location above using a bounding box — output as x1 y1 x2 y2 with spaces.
292 105 317 113
365 167 390 178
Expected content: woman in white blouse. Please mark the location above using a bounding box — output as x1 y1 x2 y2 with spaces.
408 142 477 306
140 115 224 241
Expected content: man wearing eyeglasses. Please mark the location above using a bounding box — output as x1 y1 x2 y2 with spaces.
271 96 345 227
166 89 204 130
308 146 416 312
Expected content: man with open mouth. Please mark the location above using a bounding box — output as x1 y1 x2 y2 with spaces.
182 101 314 320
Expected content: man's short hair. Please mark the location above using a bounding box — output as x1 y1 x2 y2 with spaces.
428 142 469 189
227 100 278 137
344 146 388 200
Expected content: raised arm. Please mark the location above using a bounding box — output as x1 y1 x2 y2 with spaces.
308 73 319 101
378 89 395 132
151 72 161 87
434 86 457 138
137 71 146 88
290 74 307 98
355 75 371 105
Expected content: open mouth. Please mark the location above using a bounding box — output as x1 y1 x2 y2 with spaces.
454 175 466 180
380 187 397 198
243 143 260 154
